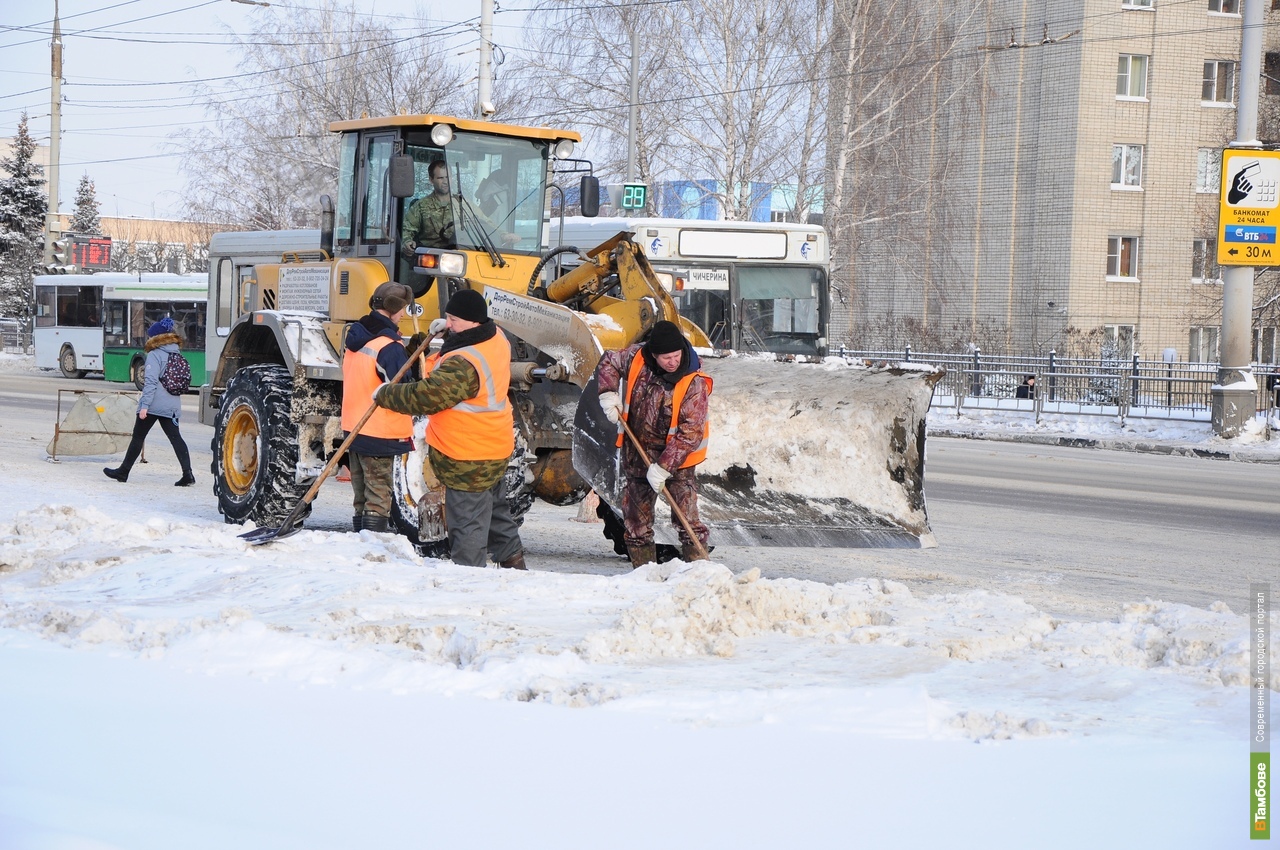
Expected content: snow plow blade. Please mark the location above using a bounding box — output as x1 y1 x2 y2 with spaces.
573 355 942 549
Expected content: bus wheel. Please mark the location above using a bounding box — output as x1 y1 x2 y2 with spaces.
131 358 146 390
211 364 308 527
59 345 85 379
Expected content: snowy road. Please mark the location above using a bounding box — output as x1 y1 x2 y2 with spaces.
0 357 1271 848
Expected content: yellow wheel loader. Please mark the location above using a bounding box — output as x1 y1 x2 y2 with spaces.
199 113 941 553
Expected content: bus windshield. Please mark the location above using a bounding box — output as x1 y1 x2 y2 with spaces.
736 266 824 355
401 131 548 257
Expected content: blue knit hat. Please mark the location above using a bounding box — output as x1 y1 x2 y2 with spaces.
147 317 175 337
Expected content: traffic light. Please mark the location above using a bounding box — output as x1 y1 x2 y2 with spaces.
45 234 79 273
51 235 71 265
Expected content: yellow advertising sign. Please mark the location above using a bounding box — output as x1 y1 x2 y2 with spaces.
1218 148 1280 266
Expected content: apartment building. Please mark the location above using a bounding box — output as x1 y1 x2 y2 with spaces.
832 0 1277 362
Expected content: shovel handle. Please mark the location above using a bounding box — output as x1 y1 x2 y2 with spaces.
616 416 709 561
270 330 438 534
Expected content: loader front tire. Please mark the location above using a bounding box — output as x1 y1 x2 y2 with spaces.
212 364 308 527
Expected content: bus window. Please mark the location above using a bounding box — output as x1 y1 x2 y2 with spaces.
103 301 129 346
35 286 56 327
215 258 235 332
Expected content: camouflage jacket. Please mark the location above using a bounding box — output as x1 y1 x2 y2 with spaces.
595 342 710 476
375 332 507 492
402 192 455 249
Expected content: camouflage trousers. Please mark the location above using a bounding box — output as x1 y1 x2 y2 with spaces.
621 466 709 550
349 453 396 517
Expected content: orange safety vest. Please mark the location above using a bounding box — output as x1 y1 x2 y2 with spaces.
616 350 712 469
341 334 413 440
425 328 515 461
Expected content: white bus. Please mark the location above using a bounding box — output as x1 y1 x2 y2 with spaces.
33 273 208 384
550 217 829 355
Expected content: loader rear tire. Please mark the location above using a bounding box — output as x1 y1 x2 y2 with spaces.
212 364 309 527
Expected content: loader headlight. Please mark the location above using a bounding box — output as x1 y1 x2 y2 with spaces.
553 138 574 159
414 249 467 277
430 124 454 147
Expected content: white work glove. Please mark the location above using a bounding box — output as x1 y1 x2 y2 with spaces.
599 391 623 424
372 383 388 405
646 463 671 493
428 318 448 336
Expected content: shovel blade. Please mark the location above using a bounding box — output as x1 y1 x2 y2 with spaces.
237 521 303 545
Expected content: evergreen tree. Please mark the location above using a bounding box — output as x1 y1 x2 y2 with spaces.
70 173 101 235
0 113 48 318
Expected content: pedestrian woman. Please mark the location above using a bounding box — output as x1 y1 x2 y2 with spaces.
103 317 195 486
594 320 713 567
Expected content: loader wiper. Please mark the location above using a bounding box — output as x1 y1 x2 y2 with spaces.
452 165 506 268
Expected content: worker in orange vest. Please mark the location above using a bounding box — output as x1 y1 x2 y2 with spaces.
594 320 712 567
373 288 526 570
341 282 415 533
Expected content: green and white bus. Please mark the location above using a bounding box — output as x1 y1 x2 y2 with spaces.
33 273 208 388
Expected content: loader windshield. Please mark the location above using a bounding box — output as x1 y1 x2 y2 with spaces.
402 131 548 258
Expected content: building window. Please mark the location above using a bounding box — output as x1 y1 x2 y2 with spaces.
1112 144 1144 188
769 210 796 223
1254 326 1277 363
1123 0 1152 7
1192 238 1220 281
1208 0 1239 12
1189 326 1219 363
1267 53 1280 97
1203 60 1235 104
1105 324 1136 359
1196 148 1221 192
1107 236 1139 278
1117 54 1149 98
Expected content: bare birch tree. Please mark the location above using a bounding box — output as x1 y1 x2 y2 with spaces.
173 1 468 230
824 0 987 349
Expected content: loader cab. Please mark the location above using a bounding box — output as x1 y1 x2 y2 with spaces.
329 119 572 304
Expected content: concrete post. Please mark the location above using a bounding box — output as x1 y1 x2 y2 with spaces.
1212 0 1263 436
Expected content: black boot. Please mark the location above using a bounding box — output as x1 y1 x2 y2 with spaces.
175 472 195 487
362 514 389 533
103 467 128 483
352 515 365 532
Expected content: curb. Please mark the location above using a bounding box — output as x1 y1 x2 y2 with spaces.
928 428 1280 464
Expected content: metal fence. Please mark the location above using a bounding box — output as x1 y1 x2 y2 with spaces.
836 346 1280 425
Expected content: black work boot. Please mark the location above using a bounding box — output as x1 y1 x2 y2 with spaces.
362 514 389 533
498 550 527 570
627 543 657 568
175 472 195 487
103 467 128 483
352 515 365 532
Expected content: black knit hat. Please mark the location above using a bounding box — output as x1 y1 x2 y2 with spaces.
370 282 412 315
445 288 489 323
645 320 685 355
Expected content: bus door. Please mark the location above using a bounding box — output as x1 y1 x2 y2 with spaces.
670 266 732 350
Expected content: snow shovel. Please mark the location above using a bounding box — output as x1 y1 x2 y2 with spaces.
616 416 710 562
239 331 437 545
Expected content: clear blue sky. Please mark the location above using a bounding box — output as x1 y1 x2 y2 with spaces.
0 1 523 220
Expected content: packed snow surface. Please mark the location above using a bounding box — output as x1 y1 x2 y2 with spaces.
0 351 1271 848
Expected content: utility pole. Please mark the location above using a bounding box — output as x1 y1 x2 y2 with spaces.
1213 0 1263 436
626 31 638 183
478 0 495 119
44 0 63 264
